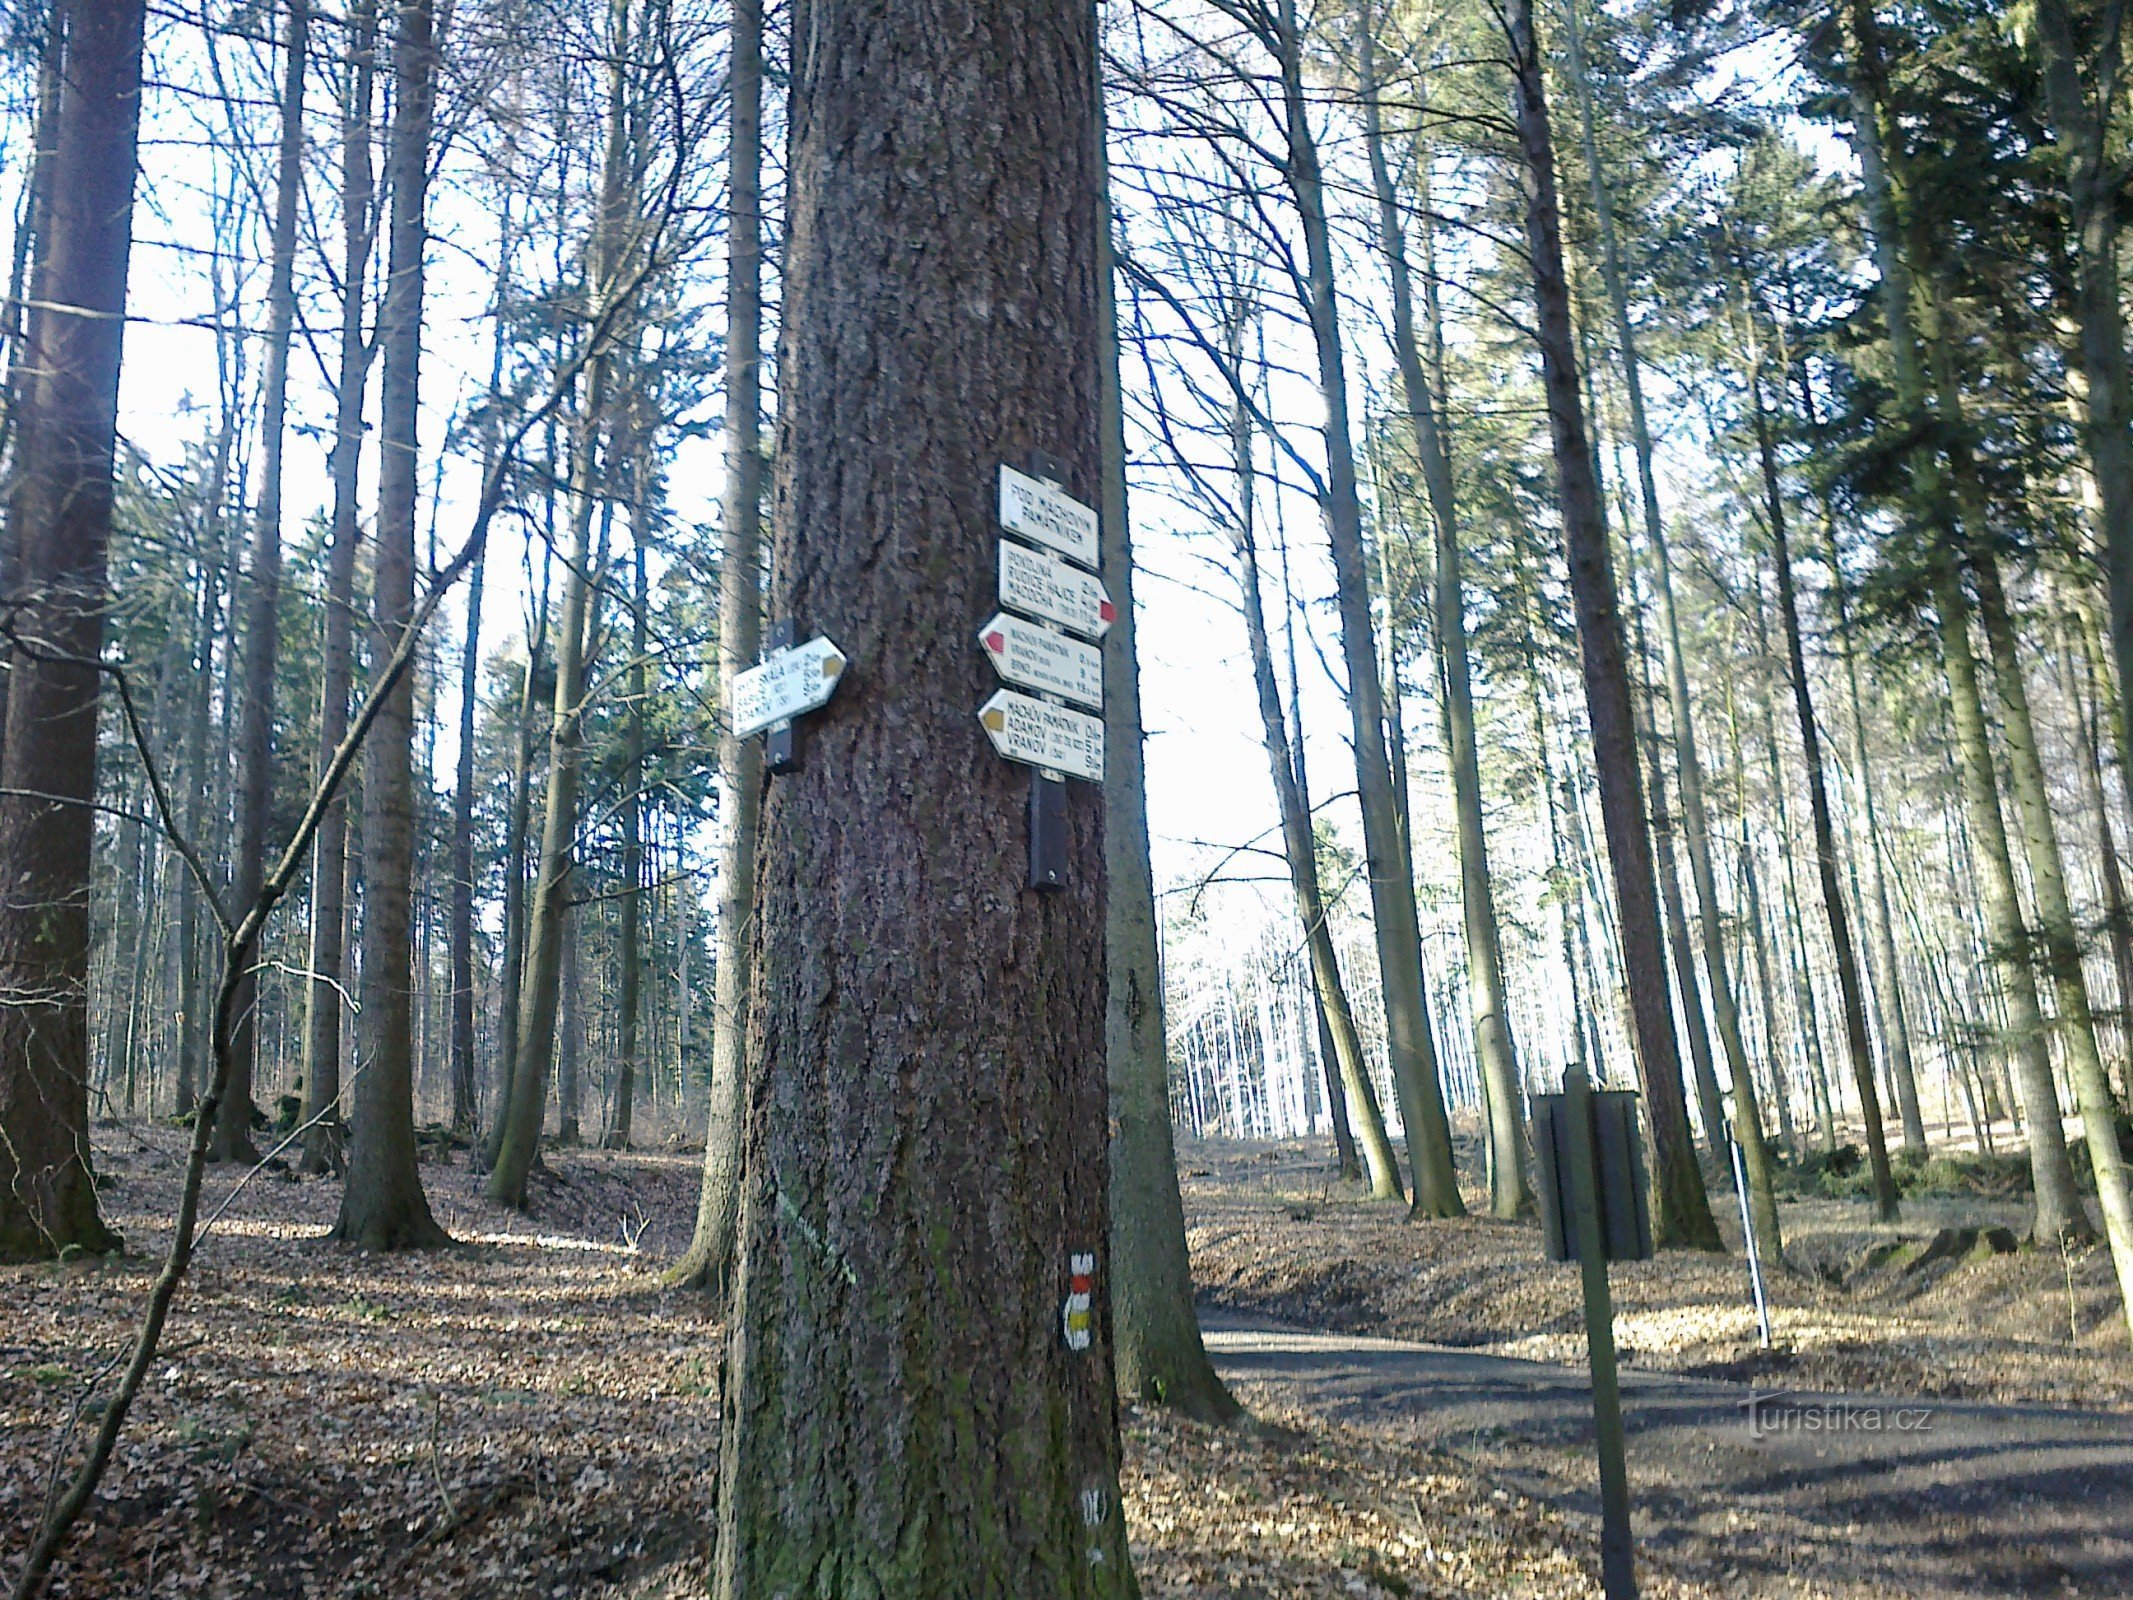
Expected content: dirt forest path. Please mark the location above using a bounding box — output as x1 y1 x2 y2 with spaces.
1203 1312 2133 1598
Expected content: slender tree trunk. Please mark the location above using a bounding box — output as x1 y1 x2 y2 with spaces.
214 0 309 1163
1626 562 1728 1159
1273 0 1461 1217
488 371 606 1204
557 909 581 1145
482 624 543 1172
711 3 1137 1586
1231 344 1403 1204
1969 554 2133 1322
1103 106 1239 1420
1751 372 1898 1220
301 0 377 1176
1504 0 1718 1247
487 18 635 1204
2074 618 2133 1097
669 0 761 1294
2033 0 2133 879
0 0 144 1260
605 538 647 1149
331 0 447 1250
1357 4 1528 1217
1565 0 1778 1232
1937 564 2088 1241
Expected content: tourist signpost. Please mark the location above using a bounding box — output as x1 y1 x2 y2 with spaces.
733 625 847 770
980 456 1106 888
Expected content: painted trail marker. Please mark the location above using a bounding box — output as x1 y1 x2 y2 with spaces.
731 633 846 741
998 540 1114 640
978 612 1103 711
978 689 1103 784
999 463 1099 568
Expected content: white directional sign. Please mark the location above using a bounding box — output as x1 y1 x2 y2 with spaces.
730 634 847 740
977 612 1103 711
977 689 1104 783
999 464 1100 569
999 540 1114 640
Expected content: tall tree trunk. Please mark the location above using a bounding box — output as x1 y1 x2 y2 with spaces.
1840 2 2075 1237
1751 371 1897 1222
1938 566 2087 1241
1504 0 1719 1247
331 0 447 1251
2074 617 2133 1097
0 0 143 1260
557 909 581 1145
1103 104 1239 1421
482 618 544 1173
1231 331 1403 1204
711 3 1137 1588
215 0 309 1163
1357 3 1528 1217
1969 554 2133 1327
605 537 648 1149
1626 559 1729 1159
487 13 634 1206
2033 0 2133 867
488 370 606 1204
0 12 66 770
1565 0 1777 1225
301 0 378 1176
669 0 761 1295
1273 0 1462 1217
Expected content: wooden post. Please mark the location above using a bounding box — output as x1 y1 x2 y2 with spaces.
1564 1059 1636 1599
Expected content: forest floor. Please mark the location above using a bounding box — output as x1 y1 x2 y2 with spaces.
0 1123 2123 1597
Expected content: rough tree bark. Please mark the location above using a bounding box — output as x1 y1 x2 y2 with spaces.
0 0 144 1261
668 0 761 1296
710 3 1138 1588
1504 0 1719 1247
330 0 447 1250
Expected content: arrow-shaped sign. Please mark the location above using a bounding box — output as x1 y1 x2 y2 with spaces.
978 689 1104 783
978 612 1103 711
730 634 847 740
999 463 1100 569
999 540 1115 640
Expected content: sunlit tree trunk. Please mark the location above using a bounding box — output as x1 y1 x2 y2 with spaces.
1104 106 1240 1418
330 0 447 1251
711 3 1137 1586
1273 0 1462 1217
1357 3 1528 1217
669 0 761 1296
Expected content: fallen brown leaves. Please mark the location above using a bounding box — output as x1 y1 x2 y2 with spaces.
1122 1402 1719 1599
